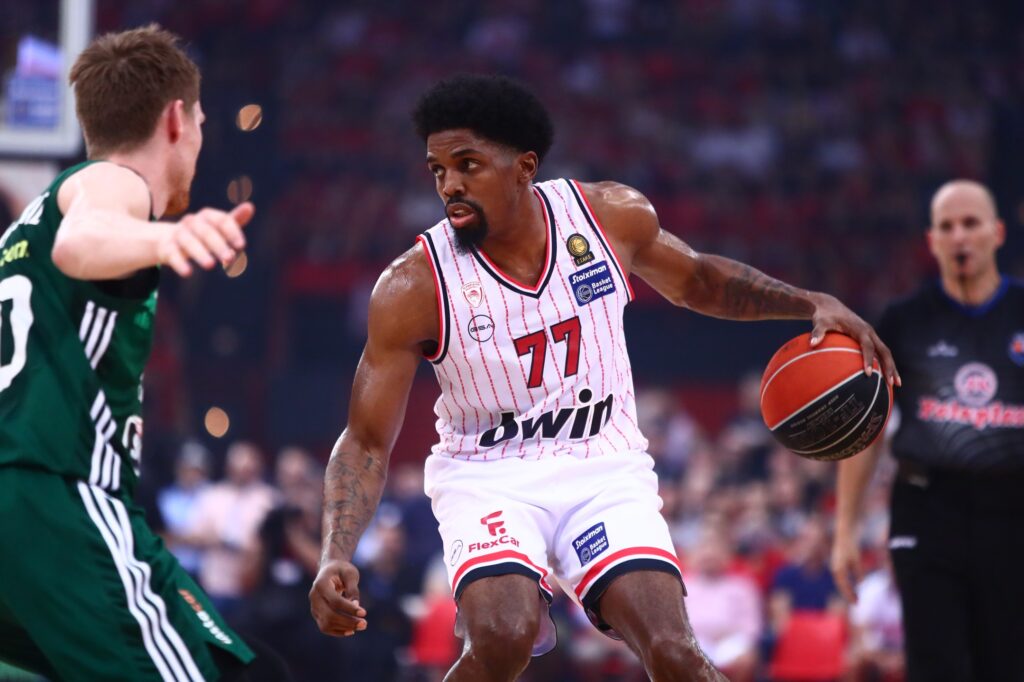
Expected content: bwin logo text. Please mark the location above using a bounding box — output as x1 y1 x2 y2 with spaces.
478 389 613 448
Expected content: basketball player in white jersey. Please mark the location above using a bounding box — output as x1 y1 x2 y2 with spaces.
309 75 898 681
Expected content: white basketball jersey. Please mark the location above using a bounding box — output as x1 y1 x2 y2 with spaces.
417 178 648 461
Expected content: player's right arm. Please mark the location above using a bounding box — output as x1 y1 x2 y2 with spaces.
52 162 251 279
831 440 885 603
309 246 438 638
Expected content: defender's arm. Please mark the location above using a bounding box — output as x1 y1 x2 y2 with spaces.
53 162 250 279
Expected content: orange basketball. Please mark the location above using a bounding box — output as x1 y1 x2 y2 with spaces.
760 332 892 461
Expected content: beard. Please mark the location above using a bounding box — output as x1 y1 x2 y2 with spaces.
448 198 489 254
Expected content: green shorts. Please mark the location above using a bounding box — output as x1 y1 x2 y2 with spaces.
0 467 253 681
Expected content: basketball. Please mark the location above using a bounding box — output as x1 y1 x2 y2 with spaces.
760 332 892 461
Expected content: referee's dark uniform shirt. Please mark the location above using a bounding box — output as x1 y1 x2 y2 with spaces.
877 277 1024 682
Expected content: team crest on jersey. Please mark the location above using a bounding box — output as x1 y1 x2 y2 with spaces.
569 260 616 306
462 281 484 308
1010 333 1024 366
566 233 595 266
954 362 998 406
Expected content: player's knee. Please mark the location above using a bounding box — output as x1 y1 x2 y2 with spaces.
643 633 708 680
463 609 539 671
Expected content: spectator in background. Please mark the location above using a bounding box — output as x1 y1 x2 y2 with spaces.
157 440 211 580
684 530 761 682
716 372 774 483
849 554 904 682
345 514 420 682
236 446 337 682
769 516 844 636
186 441 277 618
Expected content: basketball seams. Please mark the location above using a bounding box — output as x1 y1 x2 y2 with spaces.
760 347 864 406
765 368 867 431
787 373 884 455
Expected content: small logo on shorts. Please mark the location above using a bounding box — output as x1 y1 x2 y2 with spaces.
480 511 506 536
573 522 609 567
450 540 464 566
468 315 495 342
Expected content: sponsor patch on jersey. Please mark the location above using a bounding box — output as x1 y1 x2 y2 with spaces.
1010 333 1024 366
568 260 615 306
566 233 595 266
573 522 609 567
0 240 29 267
954 362 997 406
467 314 495 342
462 281 484 308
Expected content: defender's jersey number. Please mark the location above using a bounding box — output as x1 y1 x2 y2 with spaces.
513 316 581 389
0 275 33 392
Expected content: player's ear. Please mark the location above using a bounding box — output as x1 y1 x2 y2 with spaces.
165 99 186 144
996 219 1006 248
517 151 538 185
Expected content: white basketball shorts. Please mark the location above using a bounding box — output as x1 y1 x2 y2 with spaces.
424 451 684 652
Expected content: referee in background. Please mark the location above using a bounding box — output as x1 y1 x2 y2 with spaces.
832 180 1024 681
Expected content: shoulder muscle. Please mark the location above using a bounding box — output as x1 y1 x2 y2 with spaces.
57 162 151 221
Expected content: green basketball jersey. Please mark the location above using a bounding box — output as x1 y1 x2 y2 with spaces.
0 161 160 495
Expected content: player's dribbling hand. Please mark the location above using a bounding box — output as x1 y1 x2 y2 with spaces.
808 293 901 387
309 559 367 637
158 202 253 276
829 529 863 604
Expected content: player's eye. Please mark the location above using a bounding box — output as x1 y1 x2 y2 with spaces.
430 165 444 177
462 159 478 171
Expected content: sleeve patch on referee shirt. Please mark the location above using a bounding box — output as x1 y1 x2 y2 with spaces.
569 261 616 306
573 522 609 566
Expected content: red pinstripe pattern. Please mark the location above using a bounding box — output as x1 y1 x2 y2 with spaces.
574 546 683 599
465 253 525 460
434 362 468 455
440 226 499 459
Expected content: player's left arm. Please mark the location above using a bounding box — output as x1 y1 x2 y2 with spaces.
578 181 899 384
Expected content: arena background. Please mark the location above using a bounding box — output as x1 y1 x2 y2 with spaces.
2 1 1023 680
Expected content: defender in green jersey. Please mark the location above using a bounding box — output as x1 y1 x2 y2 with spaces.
0 26 280 682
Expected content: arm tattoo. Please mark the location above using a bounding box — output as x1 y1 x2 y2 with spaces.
701 256 815 320
321 442 387 563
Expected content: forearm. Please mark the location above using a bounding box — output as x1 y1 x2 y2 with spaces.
835 442 883 536
52 209 169 280
686 254 820 320
320 431 389 564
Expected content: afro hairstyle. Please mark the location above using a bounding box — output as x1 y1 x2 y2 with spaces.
413 74 554 162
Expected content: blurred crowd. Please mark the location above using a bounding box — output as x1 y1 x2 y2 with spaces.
151 382 903 682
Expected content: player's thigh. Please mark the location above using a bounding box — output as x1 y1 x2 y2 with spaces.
0 469 225 681
552 454 684 635
430 475 558 655
598 569 692 645
457 573 545 642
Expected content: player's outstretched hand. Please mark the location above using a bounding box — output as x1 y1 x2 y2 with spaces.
309 559 367 637
809 293 901 387
158 202 253 277
830 527 863 604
